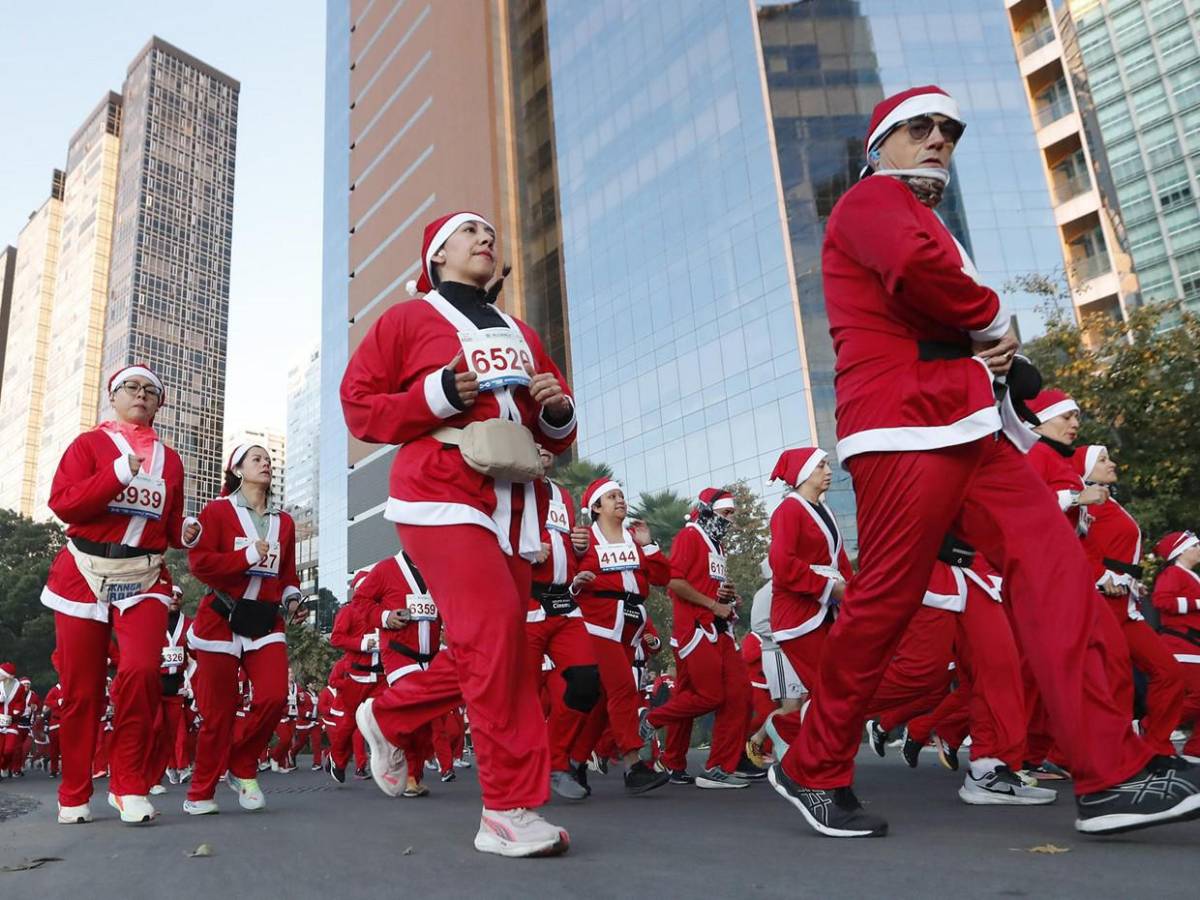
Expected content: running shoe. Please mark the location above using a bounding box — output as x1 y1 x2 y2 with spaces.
474 807 569 858
745 738 769 770
936 736 960 771
227 775 266 811
107 792 157 824
669 769 695 785
768 764 887 838
183 799 219 816
959 765 1057 805
624 760 670 795
696 767 750 790
735 754 768 780
900 728 922 769
865 719 887 758
550 769 587 800
57 803 92 824
1075 756 1200 835
356 698 407 797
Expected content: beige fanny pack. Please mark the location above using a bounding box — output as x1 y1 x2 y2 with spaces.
67 541 164 606
432 420 545 483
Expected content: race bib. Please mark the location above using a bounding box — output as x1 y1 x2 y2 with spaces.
108 472 167 520
0 714 11 728
288 703 298 717
459 328 534 392
161 646 185 667
235 538 281 578
546 499 570 534
708 552 727 582
406 592 439 622
598 543 640 573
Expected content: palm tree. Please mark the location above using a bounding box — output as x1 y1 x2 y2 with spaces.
630 489 691 553
552 458 614 508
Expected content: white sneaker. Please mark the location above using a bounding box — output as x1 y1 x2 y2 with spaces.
226 775 266 811
183 799 219 815
178 766 192 783
454 757 472 769
166 768 179 785
356 699 407 797
107 792 158 824
149 784 167 795
959 766 1057 806
474 807 570 858
57 802 92 824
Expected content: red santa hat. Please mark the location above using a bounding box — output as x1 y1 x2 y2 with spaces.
0 662 15 678
865 85 962 156
771 448 828 487
108 362 166 405
1072 445 1107 481
583 477 623 512
699 487 735 511
1155 531 1199 562
1027 389 1079 426
405 211 495 297
350 568 372 592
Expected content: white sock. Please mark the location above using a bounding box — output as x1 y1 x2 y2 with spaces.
970 756 1003 778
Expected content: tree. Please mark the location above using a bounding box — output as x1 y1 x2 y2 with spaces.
1022 301 1200 541
0 510 67 693
164 547 205 616
552 458 613 509
724 480 770 637
629 489 690 554
285 618 340 686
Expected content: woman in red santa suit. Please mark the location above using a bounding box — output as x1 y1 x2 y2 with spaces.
341 211 575 858
1075 445 1184 758
0 663 29 778
1151 531 1200 760
571 478 671 795
769 84 1194 840
40 363 199 825
184 443 302 816
326 569 383 783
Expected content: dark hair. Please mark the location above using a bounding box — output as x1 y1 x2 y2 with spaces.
224 445 272 500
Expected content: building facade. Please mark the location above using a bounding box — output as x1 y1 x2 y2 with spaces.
0 246 16 399
286 347 320 594
0 176 63 517
33 94 124 518
224 427 286 501
98 38 240 516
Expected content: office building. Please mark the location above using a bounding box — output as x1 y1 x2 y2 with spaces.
225 427 286 501
0 246 16 399
286 347 320 593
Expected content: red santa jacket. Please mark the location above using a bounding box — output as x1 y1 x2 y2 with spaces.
331 600 382 685
295 689 318 730
667 523 732 657
769 493 854 642
1026 440 1089 535
160 610 192 693
43 684 63 732
187 496 300 654
528 479 583 622
577 522 671 643
822 175 1014 462
921 556 1002 612
1153 564 1200 652
349 554 443 683
741 631 769 691
0 679 28 734
41 427 197 621
1080 497 1143 621
318 679 345 730
340 289 576 562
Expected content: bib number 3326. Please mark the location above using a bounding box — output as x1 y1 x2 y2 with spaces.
459 328 534 392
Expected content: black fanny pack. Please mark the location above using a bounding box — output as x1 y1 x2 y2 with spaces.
161 672 184 697
1103 558 1144 580
1160 625 1200 650
533 583 577 617
622 599 645 626
388 640 436 665
213 591 280 639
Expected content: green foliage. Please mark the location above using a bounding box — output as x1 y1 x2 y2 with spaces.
285 617 340 686
164 547 205 616
551 458 613 513
1022 302 1200 542
0 510 67 692
725 480 770 638
629 489 690 554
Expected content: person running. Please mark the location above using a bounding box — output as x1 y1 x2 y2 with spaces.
342 210 575 857
1151 531 1200 760
327 570 383 782
147 586 191 793
40 363 199 824
184 443 303 815
0 663 29 778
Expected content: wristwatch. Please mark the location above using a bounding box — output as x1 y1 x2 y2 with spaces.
1068 490 1082 507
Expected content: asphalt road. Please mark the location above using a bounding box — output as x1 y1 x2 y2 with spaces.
2 748 1198 900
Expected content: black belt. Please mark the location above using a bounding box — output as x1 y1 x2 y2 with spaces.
533 583 577 617
1160 626 1200 650
388 640 436 665
351 663 385 674
1103 558 1143 580
917 340 972 361
71 536 156 559
594 590 643 605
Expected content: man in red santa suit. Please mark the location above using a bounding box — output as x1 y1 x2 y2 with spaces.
289 679 321 770
1075 445 1184 758
341 211 575 857
0 663 29 778
147 585 191 793
317 659 350 770
327 580 382 783
645 488 755 788
1151 531 1200 760
268 669 301 772
43 678 64 778
40 363 200 824
768 85 1198 839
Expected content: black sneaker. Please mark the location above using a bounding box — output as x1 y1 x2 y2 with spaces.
768 763 888 838
1025 761 1070 781
329 764 346 785
735 753 768 780
354 765 370 780
624 760 670 795
936 736 960 771
571 763 591 796
669 769 695 785
440 770 456 783
900 728 922 769
865 719 887 758
1075 756 1200 835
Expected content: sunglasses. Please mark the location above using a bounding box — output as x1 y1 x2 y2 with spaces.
901 115 965 144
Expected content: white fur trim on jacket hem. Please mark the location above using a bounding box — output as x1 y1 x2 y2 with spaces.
773 604 831 642
385 497 501 537
423 368 459 420
186 625 239 657
40 587 110 623
670 624 719 659
1174 654 1200 664
835 405 1002 464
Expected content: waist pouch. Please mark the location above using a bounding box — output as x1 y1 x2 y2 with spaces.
622 599 645 626
68 541 163 605
213 591 280 639
388 640 436 665
432 419 544 483
533 583 577 617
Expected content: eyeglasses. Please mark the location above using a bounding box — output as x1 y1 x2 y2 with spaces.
902 115 965 144
116 380 162 399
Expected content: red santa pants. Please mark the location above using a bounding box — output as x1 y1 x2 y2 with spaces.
370 523 549 811
187 642 288 802
869 607 957 731
329 677 380 769
290 725 320 764
648 633 751 772
148 695 187 783
269 721 297 767
785 439 1151 795
54 602 166 805
0 732 23 773
948 596 1026 765
585 631 644 758
525 614 595 771
47 728 61 775
1104 599 1184 757
433 709 466 773
1159 640 1200 757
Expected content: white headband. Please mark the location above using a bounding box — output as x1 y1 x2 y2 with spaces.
712 497 736 512
109 365 164 395
1035 398 1079 425
426 213 495 281
1083 445 1107 482
585 480 623 511
1169 533 1200 561
227 443 256 471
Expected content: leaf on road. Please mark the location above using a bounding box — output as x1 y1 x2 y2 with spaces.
1 857 63 872
186 844 213 858
1010 844 1070 854
402 846 414 856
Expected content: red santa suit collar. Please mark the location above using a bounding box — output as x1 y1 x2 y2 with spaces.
770 448 827 487
405 211 495 297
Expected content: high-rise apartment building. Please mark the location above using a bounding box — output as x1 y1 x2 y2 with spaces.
99 38 240 516
0 174 64 517
33 94 123 518
224 427 286 501
286 347 320 593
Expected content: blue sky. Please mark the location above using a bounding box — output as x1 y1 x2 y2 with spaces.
0 2 326 438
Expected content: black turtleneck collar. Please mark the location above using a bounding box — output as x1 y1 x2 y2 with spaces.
1039 435 1074 458
436 280 505 329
